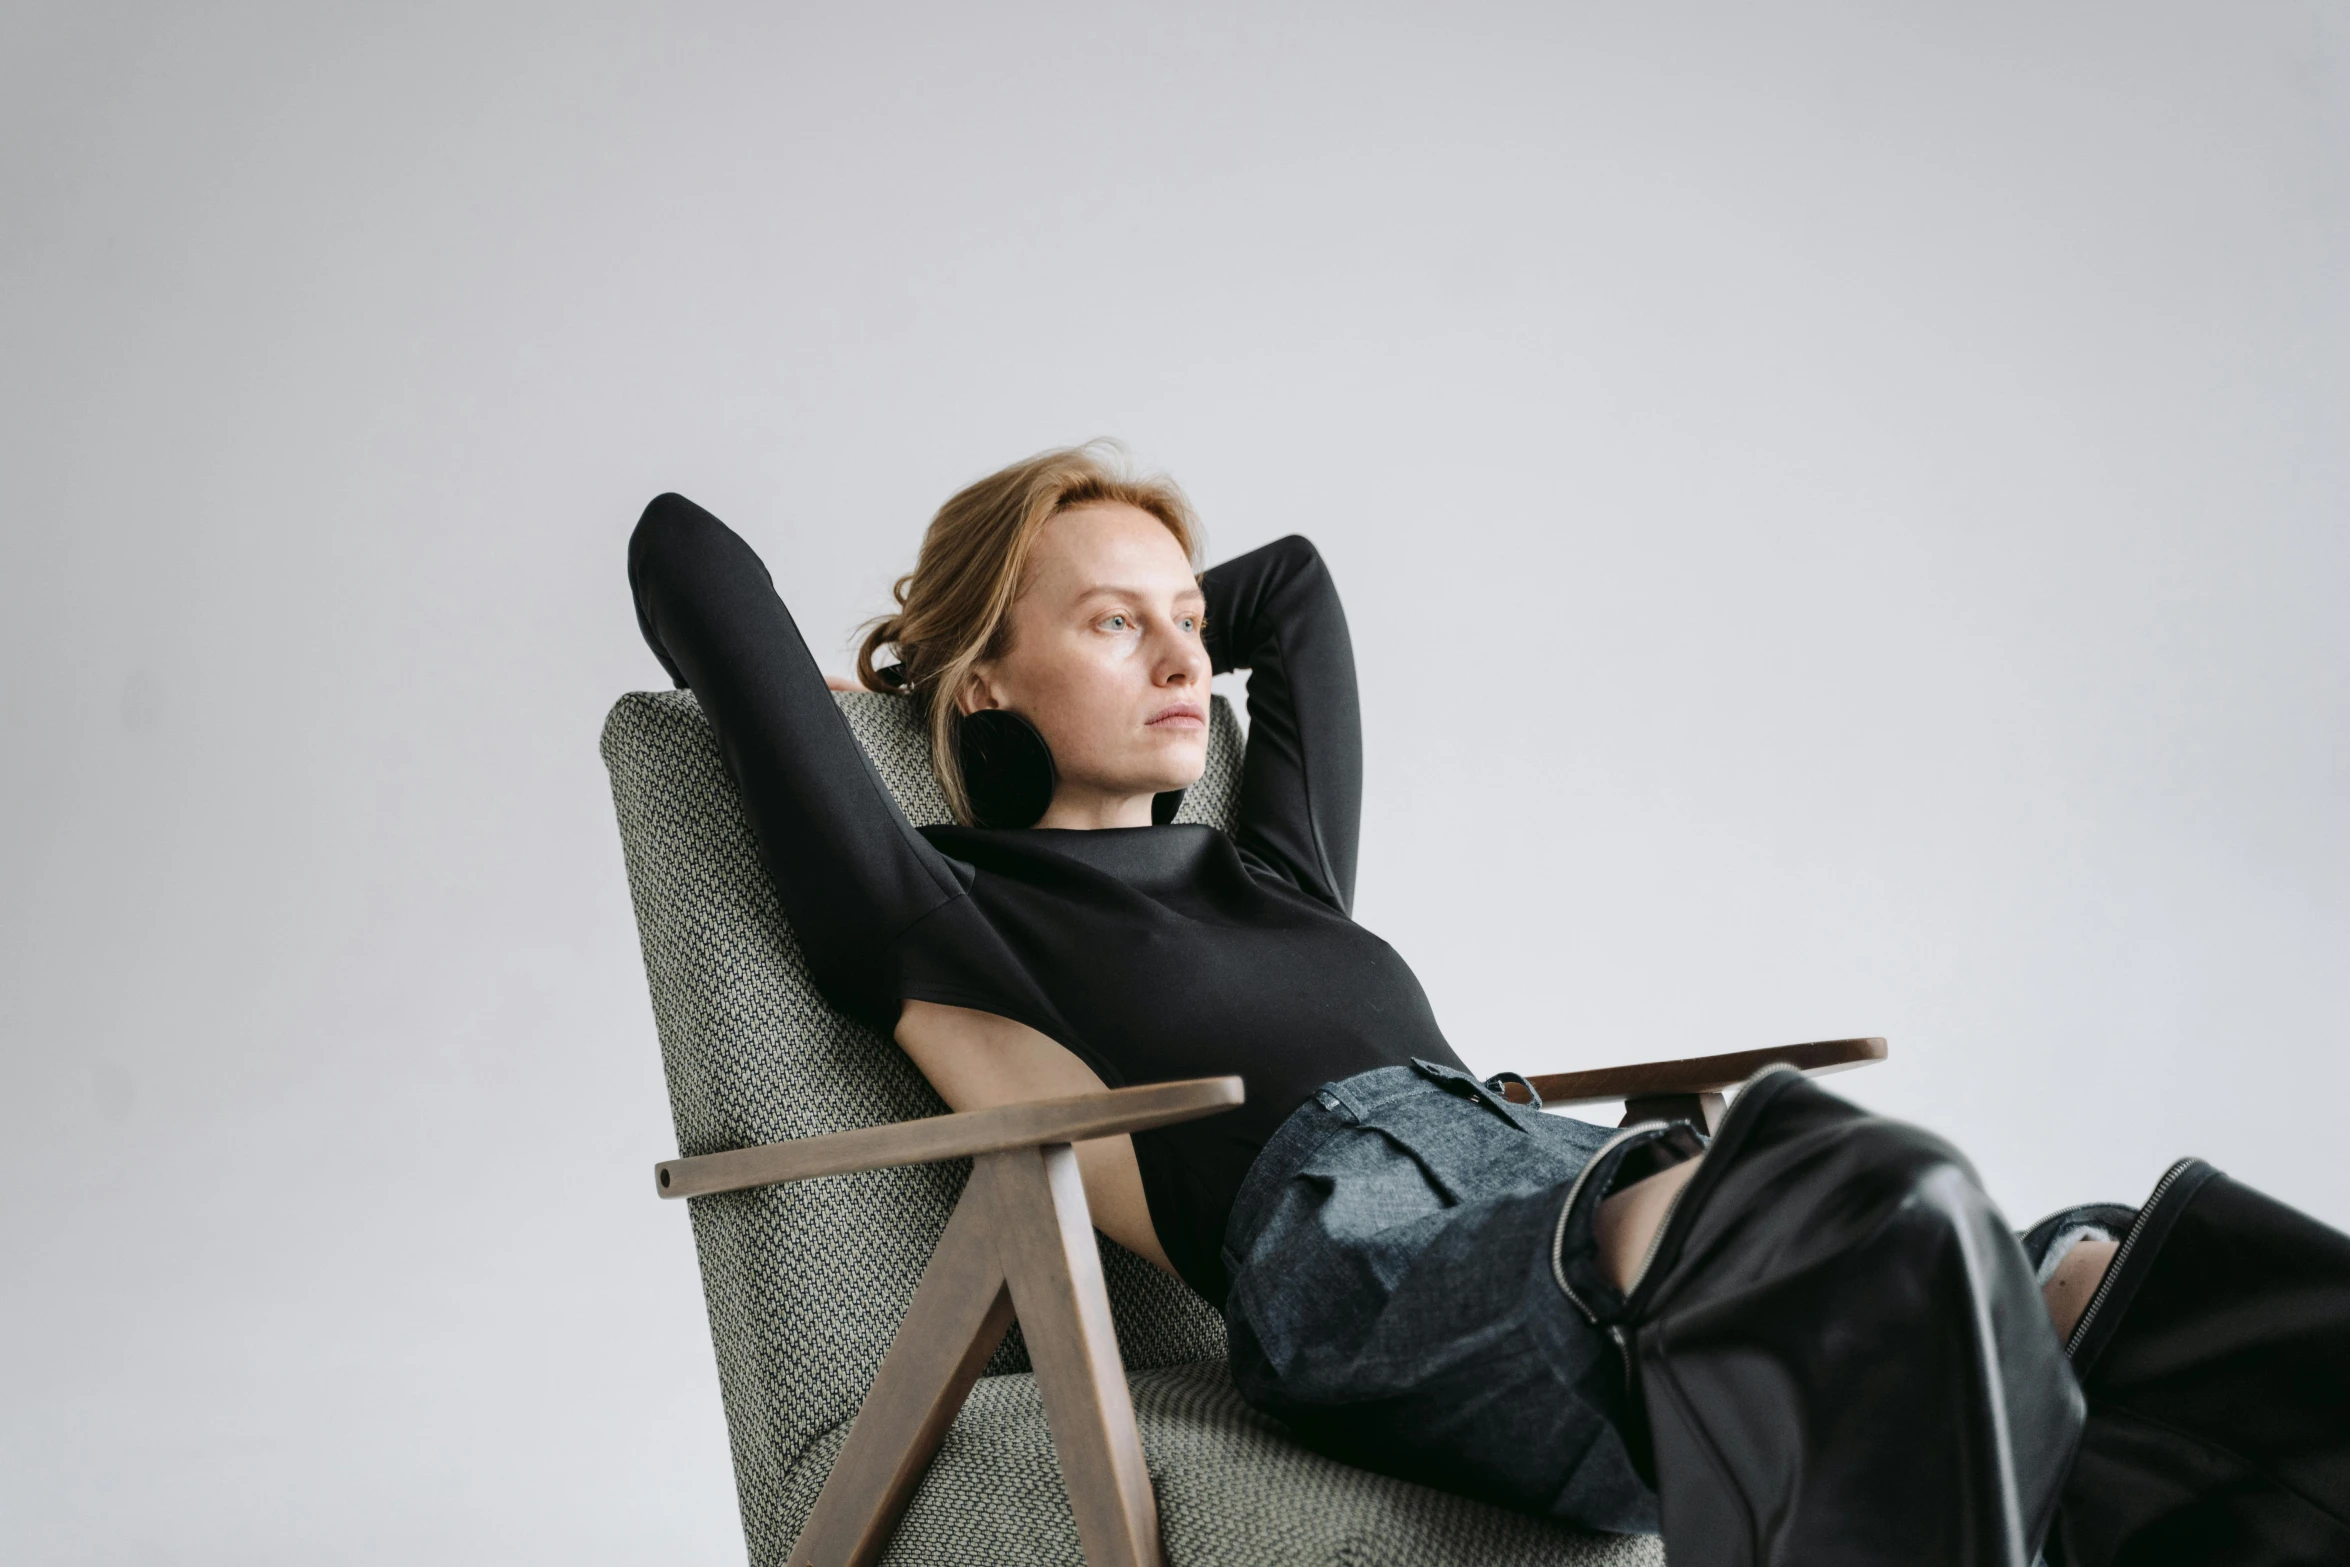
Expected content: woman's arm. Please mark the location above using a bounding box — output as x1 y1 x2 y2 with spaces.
635 497 1177 1268
1201 535 1364 914
628 493 969 1004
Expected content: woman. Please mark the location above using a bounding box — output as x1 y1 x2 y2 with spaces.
627 445 2348 1567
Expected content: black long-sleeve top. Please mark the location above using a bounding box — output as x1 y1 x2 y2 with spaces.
628 494 1470 1302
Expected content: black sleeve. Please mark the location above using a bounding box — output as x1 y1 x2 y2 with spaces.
627 494 969 1004
1201 535 1364 914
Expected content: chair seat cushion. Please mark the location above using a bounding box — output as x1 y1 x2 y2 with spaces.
784 1359 1664 1567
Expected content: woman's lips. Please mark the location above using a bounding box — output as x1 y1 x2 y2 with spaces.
1146 703 1207 729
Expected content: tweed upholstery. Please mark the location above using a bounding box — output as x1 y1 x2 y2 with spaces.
601 687 1662 1565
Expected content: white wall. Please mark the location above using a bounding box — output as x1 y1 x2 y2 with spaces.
3 2 2344 1560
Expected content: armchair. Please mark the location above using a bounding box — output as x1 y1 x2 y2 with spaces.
605 687 1883 1567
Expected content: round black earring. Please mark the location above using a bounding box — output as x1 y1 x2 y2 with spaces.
957 709 1058 829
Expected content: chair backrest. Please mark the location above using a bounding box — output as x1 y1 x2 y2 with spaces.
601 687 1238 1558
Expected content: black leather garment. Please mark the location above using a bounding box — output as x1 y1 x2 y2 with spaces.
2041 1160 2350 1566
1554 1067 2085 1566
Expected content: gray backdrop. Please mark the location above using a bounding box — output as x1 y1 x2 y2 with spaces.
3 2 2344 1561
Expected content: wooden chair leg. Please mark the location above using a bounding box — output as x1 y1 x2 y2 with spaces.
788 1143 1163 1567
789 1174 1018 1567
983 1143 1164 1567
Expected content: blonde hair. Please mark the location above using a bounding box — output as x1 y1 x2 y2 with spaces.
858 442 1201 825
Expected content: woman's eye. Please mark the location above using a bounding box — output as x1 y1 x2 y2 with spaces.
1101 614 1131 631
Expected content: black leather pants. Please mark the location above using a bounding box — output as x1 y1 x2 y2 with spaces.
1554 1067 2086 1566
1555 1070 2350 1565
2042 1160 2350 1566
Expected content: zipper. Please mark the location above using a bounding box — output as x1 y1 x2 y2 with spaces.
1619 1065 1791 1303
1555 1070 1797 1389
1551 1122 1657 1325
1551 1068 1796 1327
2063 1155 2197 1359
1557 1128 1698 1389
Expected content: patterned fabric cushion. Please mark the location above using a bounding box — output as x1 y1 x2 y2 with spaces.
601 688 1662 1565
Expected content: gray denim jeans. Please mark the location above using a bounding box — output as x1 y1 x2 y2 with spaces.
1220 1060 1662 1535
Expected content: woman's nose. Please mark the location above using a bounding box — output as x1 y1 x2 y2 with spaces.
1155 632 1207 685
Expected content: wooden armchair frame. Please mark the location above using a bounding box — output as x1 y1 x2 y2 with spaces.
653 1038 1885 1567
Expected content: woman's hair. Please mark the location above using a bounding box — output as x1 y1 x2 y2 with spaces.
857 441 1201 825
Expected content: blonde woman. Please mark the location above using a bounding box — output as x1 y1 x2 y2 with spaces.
626 446 2349 1567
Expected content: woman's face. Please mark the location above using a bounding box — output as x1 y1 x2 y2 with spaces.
963 501 1210 828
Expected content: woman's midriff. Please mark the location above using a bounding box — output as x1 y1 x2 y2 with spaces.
895 997 1176 1273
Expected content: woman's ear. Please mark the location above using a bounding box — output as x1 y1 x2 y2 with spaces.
956 666 1002 717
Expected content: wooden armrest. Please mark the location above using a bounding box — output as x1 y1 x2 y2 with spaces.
653 1075 1245 1200
1498 1036 1887 1106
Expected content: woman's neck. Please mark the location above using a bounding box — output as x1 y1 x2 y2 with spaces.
1034 786 1157 831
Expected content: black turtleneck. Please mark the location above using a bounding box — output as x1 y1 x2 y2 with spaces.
628 494 1468 1302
